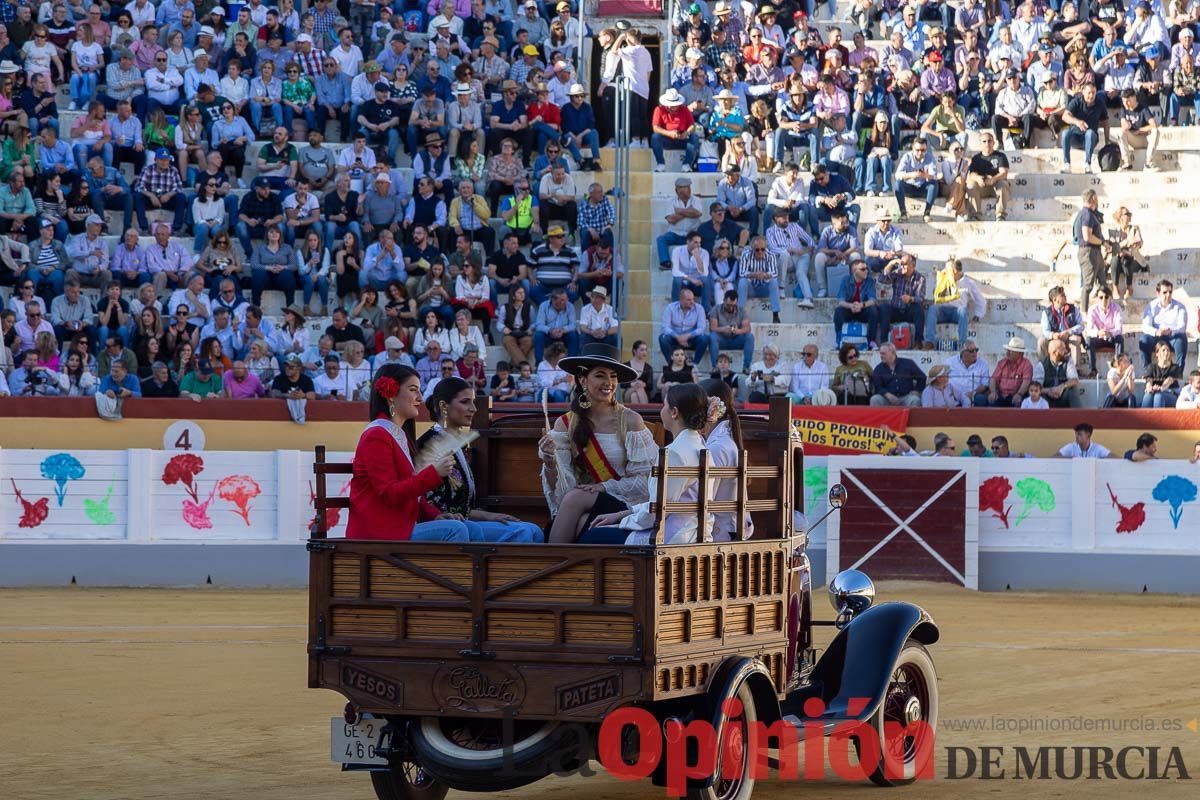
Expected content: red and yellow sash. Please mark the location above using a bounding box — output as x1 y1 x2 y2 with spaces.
562 413 620 484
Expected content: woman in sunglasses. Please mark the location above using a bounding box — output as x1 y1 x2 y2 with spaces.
211 99 254 181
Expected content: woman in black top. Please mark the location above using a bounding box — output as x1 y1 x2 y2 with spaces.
658 347 698 395
65 179 93 235
499 283 533 366
323 173 360 247
621 338 655 404
333 229 362 307
1140 341 1182 409
34 173 68 241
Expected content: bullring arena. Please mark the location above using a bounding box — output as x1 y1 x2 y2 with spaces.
3 0 1200 798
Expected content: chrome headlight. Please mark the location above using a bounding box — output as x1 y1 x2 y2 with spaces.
828 569 875 626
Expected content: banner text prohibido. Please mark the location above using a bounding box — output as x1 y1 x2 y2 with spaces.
791 407 909 455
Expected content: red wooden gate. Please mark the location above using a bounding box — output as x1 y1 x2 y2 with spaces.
829 465 975 588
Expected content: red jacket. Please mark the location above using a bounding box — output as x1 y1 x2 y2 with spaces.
346 420 444 540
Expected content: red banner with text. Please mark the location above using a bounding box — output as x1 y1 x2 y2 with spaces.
791 407 910 455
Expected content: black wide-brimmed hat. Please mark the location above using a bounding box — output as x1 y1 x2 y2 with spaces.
558 343 637 383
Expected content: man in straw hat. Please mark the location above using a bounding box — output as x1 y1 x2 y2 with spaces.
987 336 1033 407
561 83 601 171
488 78 532 156
578 285 620 348
650 88 699 173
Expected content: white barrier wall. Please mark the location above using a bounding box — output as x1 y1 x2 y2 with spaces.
0 449 353 543
805 455 1200 555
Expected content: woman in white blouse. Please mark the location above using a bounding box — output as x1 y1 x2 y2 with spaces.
445 308 487 365
701 378 754 542
451 261 496 335
412 309 451 356
920 364 967 408
580 383 714 545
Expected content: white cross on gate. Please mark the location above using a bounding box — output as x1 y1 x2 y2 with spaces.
841 469 967 585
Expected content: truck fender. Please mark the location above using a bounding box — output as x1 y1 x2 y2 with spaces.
808 601 939 722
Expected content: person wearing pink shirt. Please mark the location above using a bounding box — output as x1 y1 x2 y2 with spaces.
1085 286 1124 374
223 360 268 398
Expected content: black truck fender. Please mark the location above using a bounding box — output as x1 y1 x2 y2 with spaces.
794 601 938 725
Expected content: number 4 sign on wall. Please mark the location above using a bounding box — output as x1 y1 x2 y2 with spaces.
163 420 206 452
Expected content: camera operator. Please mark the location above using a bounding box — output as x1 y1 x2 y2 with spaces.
9 350 61 396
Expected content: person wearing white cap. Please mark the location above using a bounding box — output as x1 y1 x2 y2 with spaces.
447 82 485 156
560 84 601 170
578 285 620 348
650 88 700 172
546 60 574 107
987 337 1033 407
183 49 219 102
514 1 550 44
292 32 326 82
64 214 112 290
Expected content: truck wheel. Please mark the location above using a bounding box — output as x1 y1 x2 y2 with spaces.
369 761 447 800
410 717 576 791
688 680 757 800
861 639 938 787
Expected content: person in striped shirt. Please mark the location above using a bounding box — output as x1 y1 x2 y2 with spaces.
765 208 815 309
736 235 781 324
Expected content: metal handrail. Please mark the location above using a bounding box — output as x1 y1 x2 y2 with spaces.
612 75 632 342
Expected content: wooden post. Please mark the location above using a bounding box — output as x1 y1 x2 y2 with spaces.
473 396 492 509
650 447 669 546
697 449 709 542
312 445 327 540
735 446 748 541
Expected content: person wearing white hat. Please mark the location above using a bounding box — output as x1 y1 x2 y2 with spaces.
987 337 1033 407
182 49 219 102
650 88 700 172
578 284 620 348
561 83 602 171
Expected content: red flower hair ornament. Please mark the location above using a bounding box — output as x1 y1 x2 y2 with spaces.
374 377 401 400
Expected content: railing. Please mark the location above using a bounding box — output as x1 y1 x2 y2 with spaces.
612 75 633 334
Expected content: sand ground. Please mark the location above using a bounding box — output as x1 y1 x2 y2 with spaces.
2 583 1198 800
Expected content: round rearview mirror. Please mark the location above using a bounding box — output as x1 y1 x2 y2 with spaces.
828 568 875 619
828 483 848 509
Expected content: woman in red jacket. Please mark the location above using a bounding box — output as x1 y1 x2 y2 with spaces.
345 364 471 541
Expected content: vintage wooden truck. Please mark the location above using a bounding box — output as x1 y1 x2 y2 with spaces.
308 398 940 800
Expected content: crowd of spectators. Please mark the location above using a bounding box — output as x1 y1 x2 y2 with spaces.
0 0 643 404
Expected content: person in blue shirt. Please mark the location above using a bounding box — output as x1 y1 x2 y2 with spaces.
314 57 353 143
37 127 79 185
560 85 601 171
834 260 880 347
715 165 758 236
658 288 709 365
99 359 142 399
82 156 137 233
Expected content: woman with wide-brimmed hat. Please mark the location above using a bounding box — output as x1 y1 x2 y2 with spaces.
539 342 657 542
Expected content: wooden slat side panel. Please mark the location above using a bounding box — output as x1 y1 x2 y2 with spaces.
485 557 570 589
756 601 783 633
486 610 556 642
691 606 720 641
491 562 596 602
331 553 360 597
563 613 635 645
401 555 475 587
726 604 752 636
369 559 464 600
602 559 635 605
405 609 472 641
331 607 396 640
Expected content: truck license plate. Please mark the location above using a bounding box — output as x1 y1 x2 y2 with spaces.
331 716 388 765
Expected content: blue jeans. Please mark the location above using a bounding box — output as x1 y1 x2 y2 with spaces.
857 153 894 193
1060 127 1098 166
73 141 113 173
564 129 601 163
737 278 780 314
36 267 65 301
708 332 755 371
530 121 562 153
1140 389 1180 409
250 101 283 134
764 203 819 238
323 220 363 249
250 268 297 306
534 330 580 362
193 222 224 254
410 519 472 542
672 275 712 308
772 129 819 164
301 273 329 308
658 332 708 365
655 231 688 266
529 282 578 306
235 221 268 259
895 181 937 216
1168 94 1195 123
833 305 880 345
405 124 445 157
465 519 544 543
70 71 98 107
1138 333 1187 368
728 206 759 236
281 103 316 134
925 304 968 345
650 132 700 168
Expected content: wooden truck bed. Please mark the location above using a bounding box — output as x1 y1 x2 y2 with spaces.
308 400 798 723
